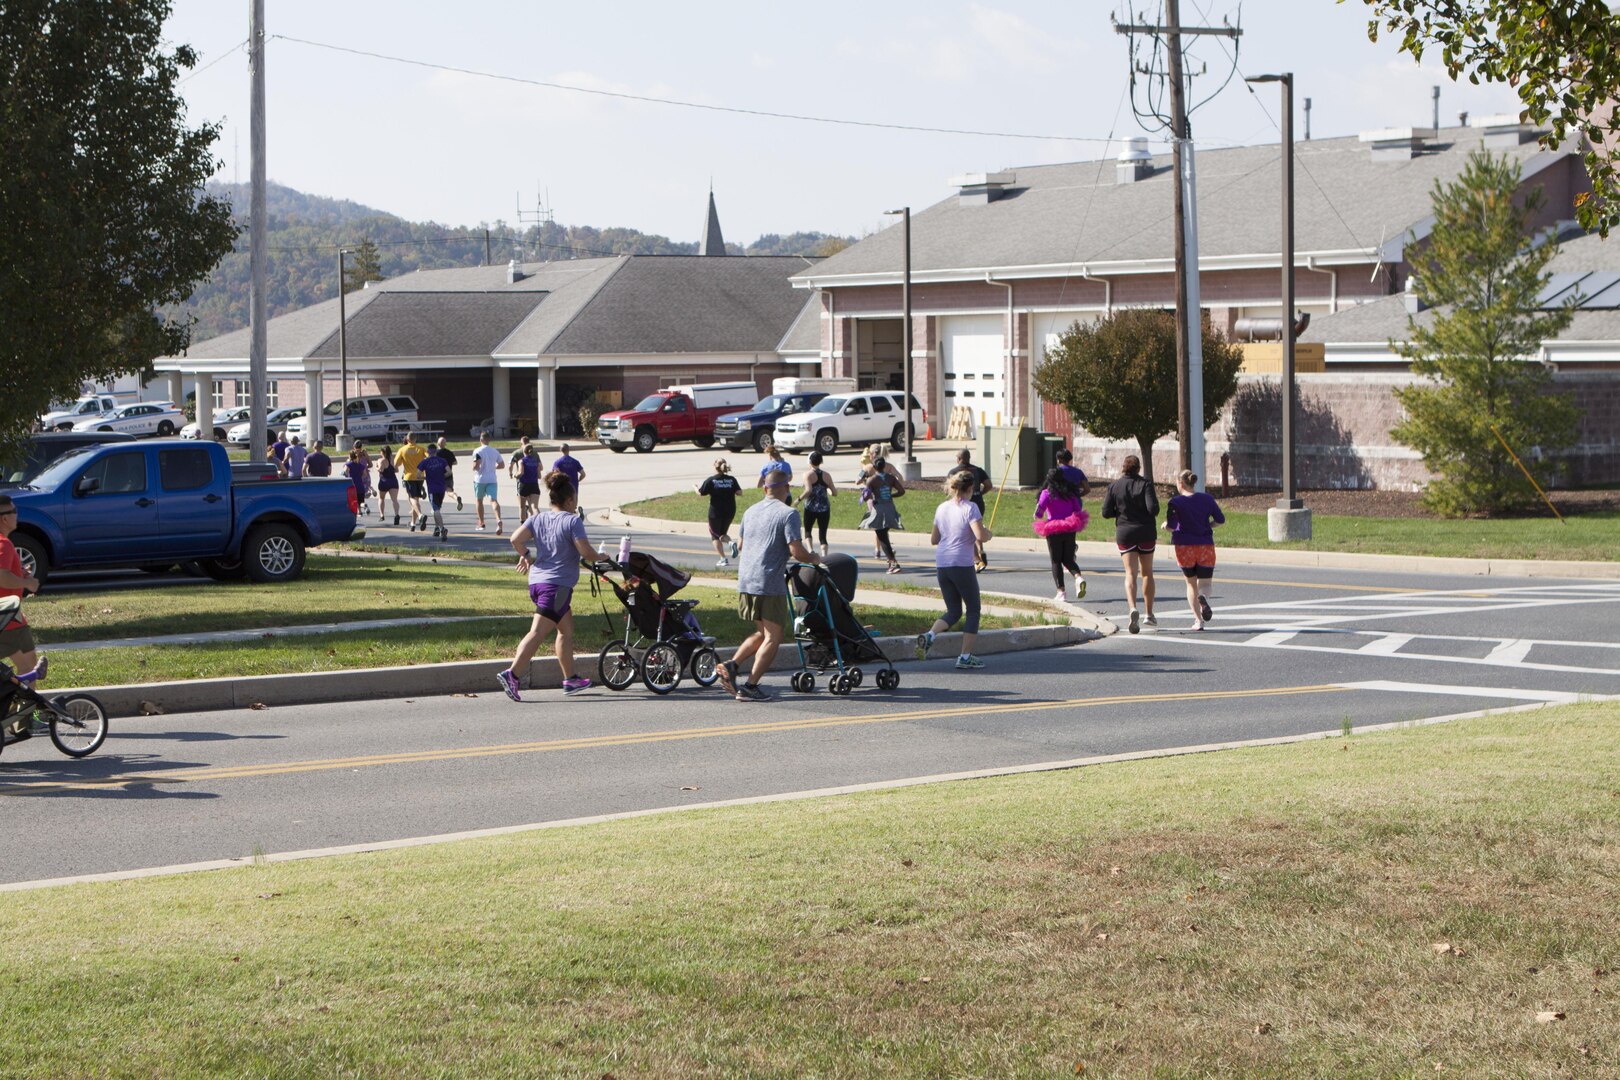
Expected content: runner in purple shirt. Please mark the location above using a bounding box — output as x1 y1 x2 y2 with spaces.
419 452 450 540
550 443 586 517
497 470 600 702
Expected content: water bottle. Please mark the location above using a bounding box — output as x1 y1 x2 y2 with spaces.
617 535 631 564
597 539 608 558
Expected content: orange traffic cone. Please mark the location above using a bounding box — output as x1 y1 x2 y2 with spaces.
924 420 934 440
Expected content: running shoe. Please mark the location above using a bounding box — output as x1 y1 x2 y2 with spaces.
475 524 486 532
1128 609 1140 634
393 514 401 526
1053 591 1067 604
819 544 829 558
735 683 771 702
955 654 985 669
1075 576 1088 600
727 539 739 559
716 660 739 696
496 669 522 702
1198 595 1213 623
887 563 902 574
1190 621 1205 632
496 524 504 536
716 558 730 568
1145 613 1158 628
439 528 449 542
562 676 591 696
455 495 464 511
17 654 48 686
914 631 934 660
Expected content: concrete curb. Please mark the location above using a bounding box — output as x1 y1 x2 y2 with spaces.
601 507 1620 580
77 623 1088 718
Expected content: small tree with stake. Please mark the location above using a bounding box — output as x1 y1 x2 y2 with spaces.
1390 150 1577 517
1034 308 1245 484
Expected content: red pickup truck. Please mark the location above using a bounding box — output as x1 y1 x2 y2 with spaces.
595 382 759 453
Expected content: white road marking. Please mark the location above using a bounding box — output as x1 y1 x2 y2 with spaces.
1357 634 1414 655
1338 680 1587 704
1484 640 1535 666
1145 632 1620 676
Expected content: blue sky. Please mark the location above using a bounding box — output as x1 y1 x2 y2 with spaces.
165 0 1522 244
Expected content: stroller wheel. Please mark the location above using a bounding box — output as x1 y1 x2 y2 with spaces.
848 667 864 688
791 671 814 693
641 642 683 695
599 643 638 691
828 673 848 696
877 669 899 690
690 647 721 687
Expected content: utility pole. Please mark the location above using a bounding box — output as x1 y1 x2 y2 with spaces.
1114 4 1240 482
884 207 919 480
247 0 269 460
338 249 352 449
484 229 492 266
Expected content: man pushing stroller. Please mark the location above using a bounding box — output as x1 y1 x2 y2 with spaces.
716 466 822 702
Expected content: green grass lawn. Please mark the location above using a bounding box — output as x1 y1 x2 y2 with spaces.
629 489 1620 562
32 556 1039 685
8 701 1616 1078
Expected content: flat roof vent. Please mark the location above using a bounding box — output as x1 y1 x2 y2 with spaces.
1359 126 1438 162
1116 136 1153 184
949 171 1016 206
1471 113 1535 149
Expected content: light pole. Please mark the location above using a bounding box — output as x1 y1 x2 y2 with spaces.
1244 71 1312 542
883 207 920 481
337 248 352 451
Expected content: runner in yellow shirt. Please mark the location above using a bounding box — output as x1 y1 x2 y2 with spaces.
394 433 429 530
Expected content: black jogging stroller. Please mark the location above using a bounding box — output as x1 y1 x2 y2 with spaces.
587 551 722 694
787 552 899 695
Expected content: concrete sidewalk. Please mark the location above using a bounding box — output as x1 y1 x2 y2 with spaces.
601 508 1620 581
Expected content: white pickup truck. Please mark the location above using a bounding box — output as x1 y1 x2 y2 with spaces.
72 401 187 437
39 395 124 431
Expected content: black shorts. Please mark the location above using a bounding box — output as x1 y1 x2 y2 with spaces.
518 481 540 498
708 513 734 540
404 480 425 499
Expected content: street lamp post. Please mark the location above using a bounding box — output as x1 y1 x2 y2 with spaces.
1244 72 1312 542
337 248 352 451
883 207 920 481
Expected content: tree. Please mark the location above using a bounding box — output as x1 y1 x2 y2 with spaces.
1356 0 1620 235
1033 309 1245 484
0 0 235 454
1390 150 1577 516
343 238 384 293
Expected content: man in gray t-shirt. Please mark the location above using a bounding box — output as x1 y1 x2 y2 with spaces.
718 467 820 702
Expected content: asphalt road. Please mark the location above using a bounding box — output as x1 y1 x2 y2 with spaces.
5 545 1617 885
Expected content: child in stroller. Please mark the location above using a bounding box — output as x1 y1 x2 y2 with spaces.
786 552 899 695
587 550 722 694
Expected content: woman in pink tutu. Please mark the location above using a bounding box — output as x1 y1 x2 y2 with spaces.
1033 467 1089 602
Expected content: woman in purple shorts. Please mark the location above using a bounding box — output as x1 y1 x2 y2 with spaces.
497 471 600 701
375 444 401 525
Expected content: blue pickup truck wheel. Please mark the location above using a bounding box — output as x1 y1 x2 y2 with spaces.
243 523 306 583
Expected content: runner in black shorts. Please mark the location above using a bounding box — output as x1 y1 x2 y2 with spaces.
1101 453 1161 634
798 450 836 557
697 459 740 568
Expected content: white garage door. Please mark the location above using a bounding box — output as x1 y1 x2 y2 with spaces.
1031 310 1100 360
940 314 1007 427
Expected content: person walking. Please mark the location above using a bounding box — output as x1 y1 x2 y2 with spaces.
375 444 401 525
1164 469 1225 631
496 471 600 701
396 434 429 530
268 430 289 476
344 447 371 514
756 445 791 488
435 438 464 511
551 443 586 517
1102 454 1161 634
798 450 836 558
471 430 505 534
418 447 450 539
305 440 333 478
854 446 882 557
858 452 906 574
716 469 821 702
285 435 308 479
914 470 994 670
516 445 542 519
696 459 741 567
1034 467 1089 602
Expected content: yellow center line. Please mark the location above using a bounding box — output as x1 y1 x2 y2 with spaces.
1 684 1345 796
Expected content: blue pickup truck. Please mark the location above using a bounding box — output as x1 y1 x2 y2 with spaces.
6 440 362 587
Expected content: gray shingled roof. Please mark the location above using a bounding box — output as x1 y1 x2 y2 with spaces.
180 290 381 361
1303 231 1620 345
307 292 547 359
538 256 815 355
490 258 627 357
795 126 1562 282
776 295 822 354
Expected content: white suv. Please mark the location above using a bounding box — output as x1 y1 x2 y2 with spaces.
288 395 420 443
773 391 925 456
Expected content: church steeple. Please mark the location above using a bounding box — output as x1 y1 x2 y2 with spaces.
699 189 727 256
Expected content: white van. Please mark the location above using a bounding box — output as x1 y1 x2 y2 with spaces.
288 395 420 443
773 391 926 456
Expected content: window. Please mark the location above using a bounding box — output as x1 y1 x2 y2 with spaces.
212 381 224 410
159 448 214 491
366 398 388 414
869 395 893 414
232 380 279 408
387 396 416 412
78 452 147 496
842 399 869 416
664 397 688 413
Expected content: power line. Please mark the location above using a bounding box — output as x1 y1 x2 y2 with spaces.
180 38 248 85
269 33 1152 147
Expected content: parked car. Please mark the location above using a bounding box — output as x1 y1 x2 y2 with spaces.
226 406 306 446
39 394 126 431
772 391 926 456
71 401 185 437
181 405 252 441
596 382 757 453
713 378 855 453
1 432 137 490
287 395 420 444
6 439 363 587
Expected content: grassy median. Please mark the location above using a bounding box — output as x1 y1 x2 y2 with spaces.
629 489 1620 562
7 701 1617 1077
31 555 1042 685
